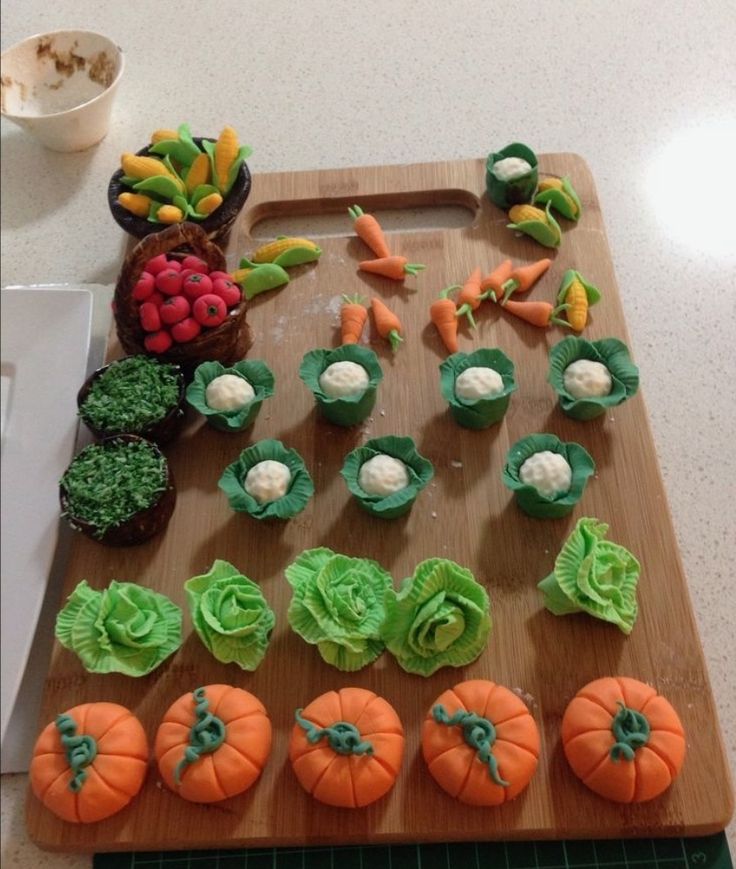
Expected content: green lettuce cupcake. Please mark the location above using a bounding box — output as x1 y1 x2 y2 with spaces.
186 359 275 432
502 433 595 518
299 344 383 427
439 348 517 429
548 336 640 421
286 547 393 671
218 438 314 520
341 435 434 519
486 143 538 209
538 518 641 634
382 558 491 676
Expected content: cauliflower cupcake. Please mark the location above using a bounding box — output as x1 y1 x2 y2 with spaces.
186 359 274 432
439 348 517 429
299 345 383 426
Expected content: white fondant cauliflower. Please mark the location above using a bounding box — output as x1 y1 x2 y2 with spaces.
318 361 369 399
519 451 572 499
244 460 292 504
563 359 613 399
492 157 532 181
205 373 255 412
358 454 409 496
455 366 504 400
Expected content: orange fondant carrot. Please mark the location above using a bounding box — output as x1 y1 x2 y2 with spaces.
348 205 391 259
501 298 569 328
340 294 368 345
360 256 425 281
479 259 514 302
430 286 460 353
371 297 404 352
454 267 484 328
500 258 552 303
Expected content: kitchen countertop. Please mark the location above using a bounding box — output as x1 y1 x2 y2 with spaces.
2 0 734 864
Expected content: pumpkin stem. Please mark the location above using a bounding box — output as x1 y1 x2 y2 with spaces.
175 687 228 785
55 714 98 793
610 701 650 762
295 709 373 756
432 705 509 787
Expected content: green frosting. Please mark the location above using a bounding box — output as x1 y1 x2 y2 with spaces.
174 687 228 784
502 433 595 519
485 143 539 209
218 438 314 520
295 710 373 755
537 517 641 634
439 348 517 429
340 435 434 519
299 345 383 427
55 579 182 676
534 176 582 221
54 714 97 792
185 559 275 670
432 705 508 786
285 547 393 671
507 201 561 248
548 336 640 421
234 259 290 300
186 359 275 432
382 558 491 676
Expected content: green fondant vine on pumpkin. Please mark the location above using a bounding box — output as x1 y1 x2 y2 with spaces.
432 704 509 787
175 687 227 784
610 701 650 761
295 709 374 756
55 714 98 792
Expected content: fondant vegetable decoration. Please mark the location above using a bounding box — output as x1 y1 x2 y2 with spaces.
185 153 210 194
30 702 148 823
538 517 641 634
562 676 686 802
251 236 322 267
454 268 484 328
231 258 289 300
422 680 540 806
348 204 391 258
500 258 552 303
480 259 514 301
155 685 272 803
214 125 239 190
289 687 404 808
535 176 582 221
371 297 404 352
151 128 179 144
557 269 601 332
486 143 539 209
507 202 561 248
117 192 153 218
500 298 569 329
340 294 368 344
360 256 426 281
430 287 460 353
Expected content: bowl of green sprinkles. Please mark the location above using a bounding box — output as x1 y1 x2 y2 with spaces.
59 435 176 545
77 355 186 444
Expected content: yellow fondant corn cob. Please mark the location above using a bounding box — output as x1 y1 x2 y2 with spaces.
214 126 239 190
230 267 252 284
537 177 563 192
117 192 153 218
121 152 176 181
186 153 211 195
565 277 589 332
252 237 320 263
156 205 184 224
150 128 179 144
197 193 223 215
508 204 547 224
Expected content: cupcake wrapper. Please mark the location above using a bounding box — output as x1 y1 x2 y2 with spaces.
186 359 275 432
485 143 539 209
439 348 517 430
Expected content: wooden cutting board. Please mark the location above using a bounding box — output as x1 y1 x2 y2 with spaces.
26 156 733 852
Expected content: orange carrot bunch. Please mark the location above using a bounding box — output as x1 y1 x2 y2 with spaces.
349 204 425 282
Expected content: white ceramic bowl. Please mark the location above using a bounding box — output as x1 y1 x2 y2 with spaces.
0 30 124 152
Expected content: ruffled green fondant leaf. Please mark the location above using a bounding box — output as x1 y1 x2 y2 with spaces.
507 201 561 248
186 359 275 432
548 336 640 421
55 580 182 676
382 558 492 676
485 142 539 209
502 433 595 518
185 559 275 670
285 547 393 671
538 517 641 634
299 345 383 427
218 438 314 521
438 348 517 429
534 176 582 221
341 435 434 519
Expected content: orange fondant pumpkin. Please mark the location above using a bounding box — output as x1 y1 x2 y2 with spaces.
562 676 686 803
30 702 148 823
422 679 540 806
155 684 272 803
289 687 404 808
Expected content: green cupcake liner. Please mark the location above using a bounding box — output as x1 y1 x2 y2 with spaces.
485 143 539 209
548 336 640 420
439 348 517 429
218 438 314 520
502 433 595 518
186 359 275 432
341 435 434 519
299 344 383 427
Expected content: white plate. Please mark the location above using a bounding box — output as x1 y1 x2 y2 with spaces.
0 287 93 746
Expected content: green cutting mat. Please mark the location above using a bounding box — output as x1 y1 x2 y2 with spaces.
94 834 732 869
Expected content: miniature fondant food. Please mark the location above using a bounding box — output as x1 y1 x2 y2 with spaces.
55 579 182 676
286 547 393 671
185 559 275 670
519 450 572 499
299 344 383 426
340 294 368 345
562 677 686 802
430 289 460 354
371 297 404 350
319 360 370 398
455 366 504 400
348 204 391 258
31 703 148 823
557 270 601 332
231 259 290 300
498 297 568 328
422 680 540 806
206 373 255 410
480 259 514 300
535 176 582 221
155 685 272 803
251 236 322 267
492 157 533 182
360 256 425 281
289 688 404 808
454 268 484 328
358 454 410 496
507 202 561 248
563 359 612 398
440 348 517 429
244 460 292 504
486 143 538 208
186 359 275 432
538 518 641 634
383 558 491 676
499 257 552 303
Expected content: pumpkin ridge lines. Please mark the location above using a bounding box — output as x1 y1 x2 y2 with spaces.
205 753 228 801
577 689 617 714
581 750 624 795
348 755 358 809
562 727 612 745
350 693 383 731
87 763 134 799
159 743 188 784
494 738 540 761
359 726 404 740
367 751 400 779
565 732 610 777
218 709 265 727
97 748 148 762
221 738 261 773
37 765 74 804
456 748 483 801
641 742 679 778
91 709 134 745
309 752 340 797
492 709 533 727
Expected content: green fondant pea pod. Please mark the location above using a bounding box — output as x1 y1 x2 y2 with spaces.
232 259 290 301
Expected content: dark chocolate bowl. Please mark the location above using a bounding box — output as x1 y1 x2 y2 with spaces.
107 137 251 246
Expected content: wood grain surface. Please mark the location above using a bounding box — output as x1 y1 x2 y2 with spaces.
26 156 734 852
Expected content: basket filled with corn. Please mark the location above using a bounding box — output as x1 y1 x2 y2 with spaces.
108 124 252 246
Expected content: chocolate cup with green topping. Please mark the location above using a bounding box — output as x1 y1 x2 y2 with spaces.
548 336 640 421
439 348 517 430
341 435 434 519
77 357 186 445
299 345 383 427
502 433 595 519
186 359 275 432
59 435 176 546
485 143 539 209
